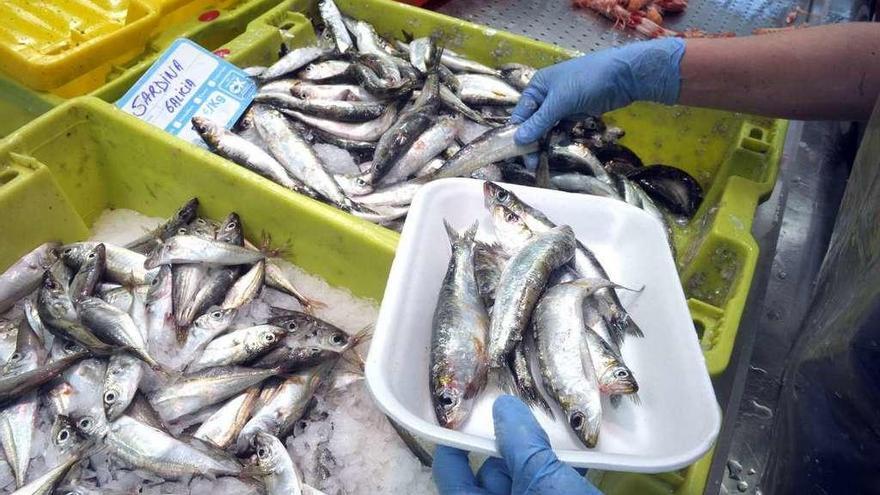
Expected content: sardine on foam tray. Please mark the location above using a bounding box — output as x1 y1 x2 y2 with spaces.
367 178 721 472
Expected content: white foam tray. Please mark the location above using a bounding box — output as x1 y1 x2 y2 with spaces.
365 178 720 472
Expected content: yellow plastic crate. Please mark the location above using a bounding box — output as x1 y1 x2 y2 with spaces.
0 0 310 135
0 96 397 301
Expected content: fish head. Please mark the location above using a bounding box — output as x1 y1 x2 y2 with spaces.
82 243 106 270
146 265 173 303
102 382 126 419
565 402 601 449
216 212 244 245
246 326 286 352
69 410 110 440
334 173 374 197
269 311 316 335
432 379 469 429
51 415 87 456
482 181 523 215
193 307 238 333
490 204 532 252
176 198 200 223
252 431 284 474
598 365 639 395
190 117 221 146
59 243 89 267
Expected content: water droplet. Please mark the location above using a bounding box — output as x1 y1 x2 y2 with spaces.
746 400 773 419
737 481 749 492
727 459 743 479
749 365 767 375
748 468 756 475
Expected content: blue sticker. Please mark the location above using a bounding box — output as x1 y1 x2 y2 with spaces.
117 38 256 146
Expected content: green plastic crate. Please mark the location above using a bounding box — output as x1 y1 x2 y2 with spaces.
0 96 397 301
0 0 311 137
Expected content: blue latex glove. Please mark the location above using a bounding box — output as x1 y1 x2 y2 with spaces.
433 395 602 495
511 38 686 168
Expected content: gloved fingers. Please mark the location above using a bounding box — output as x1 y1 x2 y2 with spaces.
433 446 488 495
514 92 564 146
510 86 545 126
522 152 539 171
492 395 560 480
475 457 512 495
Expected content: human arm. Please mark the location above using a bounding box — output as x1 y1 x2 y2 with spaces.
512 22 880 149
432 395 601 495
680 23 880 120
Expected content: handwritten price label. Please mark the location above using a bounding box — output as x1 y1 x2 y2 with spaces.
117 38 256 145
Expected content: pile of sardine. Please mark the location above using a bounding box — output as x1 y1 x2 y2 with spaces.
431 182 648 448
0 198 376 494
192 0 704 232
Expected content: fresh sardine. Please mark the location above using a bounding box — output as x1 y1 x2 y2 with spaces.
379 115 461 185
194 387 260 449
144 235 263 268
191 116 315 196
457 74 521 105
488 225 576 366
124 198 199 254
251 431 309 495
77 297 161 370
0 242 58 313
283 105 397 142
254 93 386 122
187 325 285 372
68 243 105 303
318 0 353 53
430 222 489 429
61 242 155 286
260 46 332 81
252 105 353 209
533 280 612 448
429 125 539 179
150 365 280 422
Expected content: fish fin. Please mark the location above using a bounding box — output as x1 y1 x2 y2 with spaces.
268 306 299 317
609 394 622 409
607 309 644 340
505 353 553 418
627 392 641 406
536 153 552 189
463 221 479 243
401 30 415 43
488 366 515 396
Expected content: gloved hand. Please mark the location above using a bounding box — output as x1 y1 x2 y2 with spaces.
432 395 602 495
511 37 686 168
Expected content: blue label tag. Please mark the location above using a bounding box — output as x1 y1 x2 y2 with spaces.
116 38 256 145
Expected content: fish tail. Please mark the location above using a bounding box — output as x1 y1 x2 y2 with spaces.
602 298 644 341
442 219 479 247
488 365 515 395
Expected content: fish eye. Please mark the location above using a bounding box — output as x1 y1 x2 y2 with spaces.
151 277 159 286
264 333 276 342
496 190 509 202
56 429 70 443
438 391 457 409
569 412 585 431
226 222 237 230
286 321 298 331
504 212 516 223
257 447 269 459
63 248 73 255
64 341 79 352
87 252 96 259
178 228 187 234
103 391 117 404
355 178 366 186
212 311 222 318
78 417 92 430
9 352 21 362
615 369 629 378
330 333 346 346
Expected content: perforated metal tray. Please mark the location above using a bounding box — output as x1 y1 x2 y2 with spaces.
433 0 808 53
